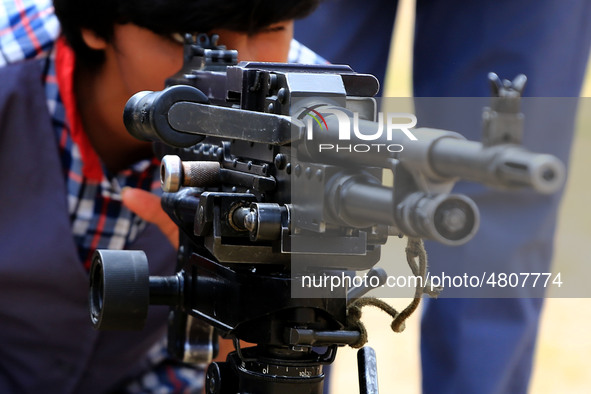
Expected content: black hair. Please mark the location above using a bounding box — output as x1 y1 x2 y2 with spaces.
53 0 320 67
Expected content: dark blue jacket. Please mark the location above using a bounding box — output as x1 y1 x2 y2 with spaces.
0 59 176 393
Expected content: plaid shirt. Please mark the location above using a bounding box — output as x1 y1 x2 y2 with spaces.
1 0 326 392
0 0 57 65
49 37 163 269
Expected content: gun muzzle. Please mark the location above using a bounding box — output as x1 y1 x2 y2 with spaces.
429 138 566 194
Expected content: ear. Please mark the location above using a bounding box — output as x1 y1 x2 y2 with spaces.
81 28 107 50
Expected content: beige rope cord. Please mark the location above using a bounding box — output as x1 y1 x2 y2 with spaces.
345 237 443 349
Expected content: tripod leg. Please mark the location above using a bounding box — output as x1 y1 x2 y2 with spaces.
358 347 379 394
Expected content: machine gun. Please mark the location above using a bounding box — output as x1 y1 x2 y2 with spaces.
88 34 565 393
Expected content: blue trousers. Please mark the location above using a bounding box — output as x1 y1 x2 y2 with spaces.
296 1 591 393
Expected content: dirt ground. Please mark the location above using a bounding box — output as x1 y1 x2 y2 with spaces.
329 1 591 392
330 300 591 394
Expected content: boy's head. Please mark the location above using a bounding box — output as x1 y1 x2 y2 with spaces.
53 0 321 67
50 0 322 172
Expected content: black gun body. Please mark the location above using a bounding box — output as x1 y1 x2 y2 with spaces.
90 36 567 393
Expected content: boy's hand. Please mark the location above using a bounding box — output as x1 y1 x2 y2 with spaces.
122 187 179 249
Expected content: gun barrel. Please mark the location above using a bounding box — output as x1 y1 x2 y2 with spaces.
303 114 565 194
429 137 566 194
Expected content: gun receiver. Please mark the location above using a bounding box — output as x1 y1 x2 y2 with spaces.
122 60 563 254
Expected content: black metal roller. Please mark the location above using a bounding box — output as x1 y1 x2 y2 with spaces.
89 250 150 330
206 361 237 394
206 363 222 394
